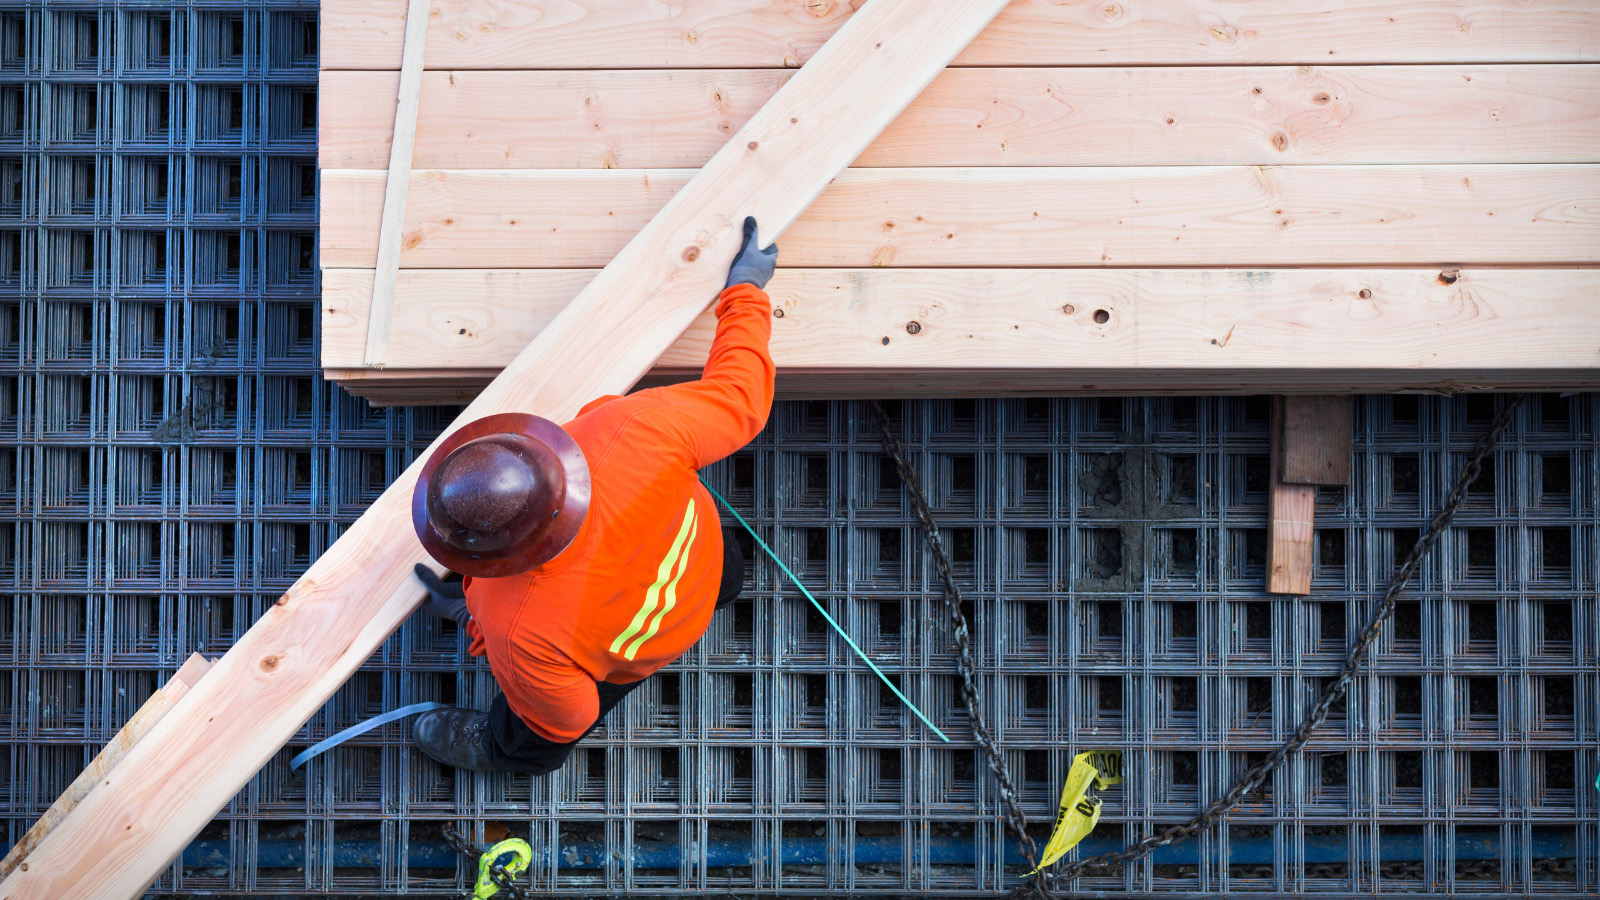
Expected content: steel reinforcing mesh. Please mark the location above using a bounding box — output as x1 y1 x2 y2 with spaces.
0 2 1596 896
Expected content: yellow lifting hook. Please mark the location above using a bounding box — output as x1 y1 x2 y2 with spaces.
474 838 534 899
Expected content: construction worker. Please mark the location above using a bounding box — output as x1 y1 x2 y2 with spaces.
406 218 778 773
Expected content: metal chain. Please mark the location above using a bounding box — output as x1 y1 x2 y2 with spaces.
868 402 1048 897
871 397 1525 899
441 824 531 900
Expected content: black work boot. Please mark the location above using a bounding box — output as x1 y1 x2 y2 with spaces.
413 707 498 771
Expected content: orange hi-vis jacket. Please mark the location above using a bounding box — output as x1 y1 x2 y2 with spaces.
461 284 775 742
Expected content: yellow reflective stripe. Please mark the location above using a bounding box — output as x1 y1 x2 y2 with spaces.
609 498 697 655
624 507 699 660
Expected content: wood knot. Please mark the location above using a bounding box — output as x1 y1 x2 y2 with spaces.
1438 269 1460 285
905 321 921 335
1092 309 1111 324
1311 92 1331 105
681 246 700 262
881 336 890 346
773 308 785 318
1358 288 1373 300
1271 132 1289 151
747 141 758 151
260 655 280 672
1062 303 1077 315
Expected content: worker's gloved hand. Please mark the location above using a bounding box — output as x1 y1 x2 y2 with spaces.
725 216 779 290
414 563 471 629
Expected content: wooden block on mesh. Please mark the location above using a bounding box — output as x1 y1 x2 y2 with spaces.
1279 396 1353 486
1269 396 1318 595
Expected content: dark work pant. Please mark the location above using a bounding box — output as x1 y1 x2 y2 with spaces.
486 526 747 774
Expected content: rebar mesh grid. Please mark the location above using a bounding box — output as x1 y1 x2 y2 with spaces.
1 2 1597 896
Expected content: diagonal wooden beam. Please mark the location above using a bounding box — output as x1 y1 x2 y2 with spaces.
0 1 1012 895
0 654 212 880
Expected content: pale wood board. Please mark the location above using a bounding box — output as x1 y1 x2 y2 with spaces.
320 0 1600 69
320 65 1600 170
0 654 212 880
366 0 435 368
0 2 1015 894
320 266 1600 374
1269 397 1318 594
1280 396 1354 485
362 0 434 367
319 165 1600 269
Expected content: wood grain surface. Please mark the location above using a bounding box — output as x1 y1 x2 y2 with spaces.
0 1 1013 895
320 65 1600 169
320 267 1600 374
1279 396 1354 485
0 655 212 880
362 0 435 366
1269 397 1319 594
320 0 1600 69
319 165 1600 268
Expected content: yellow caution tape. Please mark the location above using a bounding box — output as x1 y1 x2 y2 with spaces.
1027 750 1123 875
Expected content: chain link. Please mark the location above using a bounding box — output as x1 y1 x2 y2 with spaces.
868 402 1049 897
441 824 531 900
871 397 1524 899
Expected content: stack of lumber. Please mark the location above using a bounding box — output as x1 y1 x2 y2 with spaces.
319 1 1600 405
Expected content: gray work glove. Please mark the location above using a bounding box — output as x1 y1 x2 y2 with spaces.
724 216 779 290
414 563 471 629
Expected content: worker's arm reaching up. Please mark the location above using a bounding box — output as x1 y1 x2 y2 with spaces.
646 216 779 468
407 218 779 775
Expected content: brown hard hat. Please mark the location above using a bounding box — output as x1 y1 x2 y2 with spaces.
412 412 591 577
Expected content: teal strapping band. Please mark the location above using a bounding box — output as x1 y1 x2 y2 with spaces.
703 480 949 742
290 701 450 770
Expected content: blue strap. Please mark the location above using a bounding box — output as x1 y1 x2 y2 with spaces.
290 701 451 770
702 480 949 742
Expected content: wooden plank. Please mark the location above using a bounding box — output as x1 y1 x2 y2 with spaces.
1 2 1013 895
0 654 212 880
329 367 1600 406
1279 396 1353 485
319 65 1600 169
320 0 1600 69
320 267 1600 376
169 653 213 692
1269 397 1318 594
319 165 1600 269
362 0 433 368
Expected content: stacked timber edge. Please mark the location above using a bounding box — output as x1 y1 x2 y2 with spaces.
318 1 1600 405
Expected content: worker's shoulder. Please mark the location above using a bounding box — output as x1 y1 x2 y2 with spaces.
564 389 683 467
566 389 682 441
566 389 671 426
